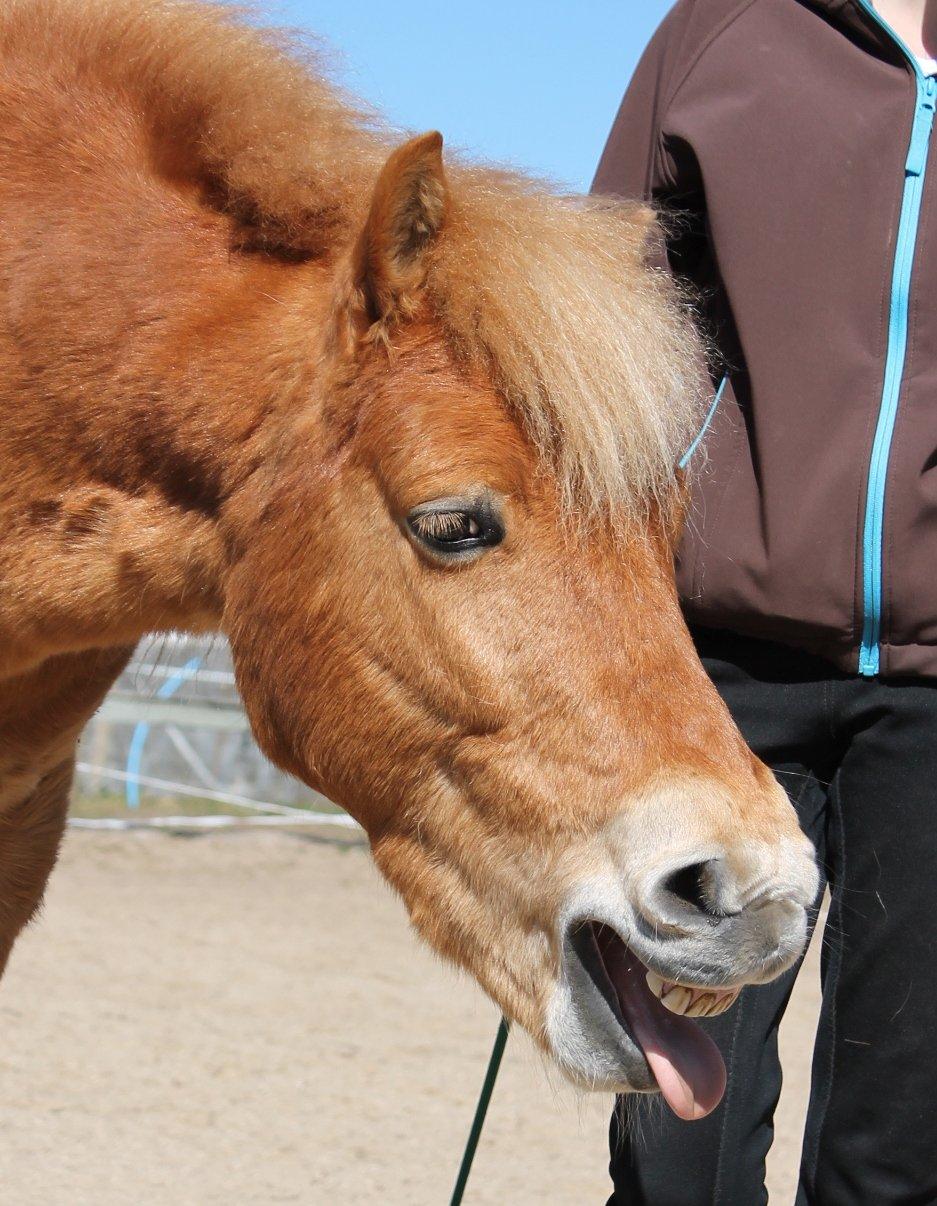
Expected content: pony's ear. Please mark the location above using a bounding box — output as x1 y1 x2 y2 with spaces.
350 131 448 328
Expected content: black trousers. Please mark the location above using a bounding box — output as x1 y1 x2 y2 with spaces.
608 627 937 1206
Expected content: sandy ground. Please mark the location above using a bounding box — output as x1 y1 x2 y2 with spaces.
0 829 821 1204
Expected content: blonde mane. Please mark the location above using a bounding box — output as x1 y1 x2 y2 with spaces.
1 0 705 520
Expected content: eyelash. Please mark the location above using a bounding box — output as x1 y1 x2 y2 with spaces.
410 511 482 542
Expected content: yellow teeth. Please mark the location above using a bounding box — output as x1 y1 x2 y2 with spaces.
646 970 667 998
661 984 693 1014
645 970 740 1018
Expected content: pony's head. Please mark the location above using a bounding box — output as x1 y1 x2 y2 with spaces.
224 133 817 1119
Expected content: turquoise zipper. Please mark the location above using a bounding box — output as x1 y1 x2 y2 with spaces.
856 3 936 675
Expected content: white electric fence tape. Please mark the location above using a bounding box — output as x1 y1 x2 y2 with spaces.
71 762 362 831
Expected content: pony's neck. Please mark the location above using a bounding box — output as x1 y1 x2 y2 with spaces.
0 156 335 679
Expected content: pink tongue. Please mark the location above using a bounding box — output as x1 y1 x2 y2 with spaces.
596 930 727 1121
632 1014 726 1121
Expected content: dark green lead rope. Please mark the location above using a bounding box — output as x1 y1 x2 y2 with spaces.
449 1016 510 1206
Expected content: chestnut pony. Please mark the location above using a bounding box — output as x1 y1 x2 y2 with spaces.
0 0 817 1120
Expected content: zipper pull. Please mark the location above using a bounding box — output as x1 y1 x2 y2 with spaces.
906 77 937 176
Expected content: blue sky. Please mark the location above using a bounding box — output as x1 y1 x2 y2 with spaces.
271 2 673 192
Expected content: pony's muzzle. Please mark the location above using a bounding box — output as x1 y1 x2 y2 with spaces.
549 836 818 1116
629 844 819 988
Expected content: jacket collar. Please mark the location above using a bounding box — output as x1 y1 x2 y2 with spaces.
801 0 910 65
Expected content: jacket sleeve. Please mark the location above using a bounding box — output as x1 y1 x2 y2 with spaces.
591 5 688 203
591 4 716 385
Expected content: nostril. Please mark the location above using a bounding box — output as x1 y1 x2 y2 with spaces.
636 854 811 965
661 859 726 919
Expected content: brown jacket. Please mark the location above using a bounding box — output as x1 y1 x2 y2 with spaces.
594 0 937 677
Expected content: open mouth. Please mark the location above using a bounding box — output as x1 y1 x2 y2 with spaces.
570 921 739 1120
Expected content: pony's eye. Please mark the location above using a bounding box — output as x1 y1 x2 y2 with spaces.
406 497 504 561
